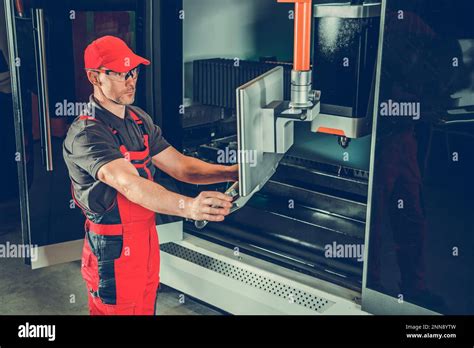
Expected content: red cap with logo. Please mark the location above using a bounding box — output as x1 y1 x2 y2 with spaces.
84 35 150 73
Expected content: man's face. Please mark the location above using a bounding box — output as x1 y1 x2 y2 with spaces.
90 67 139 105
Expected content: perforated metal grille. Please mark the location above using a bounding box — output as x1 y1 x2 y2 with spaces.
161 243 334 313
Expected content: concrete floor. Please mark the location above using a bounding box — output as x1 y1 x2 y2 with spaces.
0 198 221 315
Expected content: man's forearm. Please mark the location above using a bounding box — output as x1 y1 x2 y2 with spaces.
98 158 233 221
122 174 192 218
182 157 238 184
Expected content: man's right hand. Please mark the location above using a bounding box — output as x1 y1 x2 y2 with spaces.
187 191 233 222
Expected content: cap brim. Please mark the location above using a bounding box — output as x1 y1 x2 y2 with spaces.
103 53 150 73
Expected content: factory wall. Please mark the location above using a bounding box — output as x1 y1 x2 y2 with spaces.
183 0 293 99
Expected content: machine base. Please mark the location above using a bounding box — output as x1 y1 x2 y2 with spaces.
160 234 369 315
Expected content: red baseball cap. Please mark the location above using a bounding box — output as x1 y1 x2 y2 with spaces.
84 35 150 73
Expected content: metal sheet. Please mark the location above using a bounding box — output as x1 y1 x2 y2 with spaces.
237 66 285 197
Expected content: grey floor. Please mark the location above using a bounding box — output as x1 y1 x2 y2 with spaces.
0 198 221 315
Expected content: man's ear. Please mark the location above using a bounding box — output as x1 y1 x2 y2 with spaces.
86 70 101 86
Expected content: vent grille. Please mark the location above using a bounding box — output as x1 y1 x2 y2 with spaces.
161 243 334 313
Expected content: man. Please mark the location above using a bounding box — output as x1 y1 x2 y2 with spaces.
63 36 237 315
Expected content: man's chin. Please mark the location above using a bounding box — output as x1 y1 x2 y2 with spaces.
120 95 135 105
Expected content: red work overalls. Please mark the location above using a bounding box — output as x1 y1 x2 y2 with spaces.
72 111 160 315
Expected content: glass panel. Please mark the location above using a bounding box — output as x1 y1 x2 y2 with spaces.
366 0 474 314
23 9 138 250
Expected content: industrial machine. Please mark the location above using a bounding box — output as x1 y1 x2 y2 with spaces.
160 0 380 314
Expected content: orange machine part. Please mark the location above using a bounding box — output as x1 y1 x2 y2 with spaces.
317 127 346 136
277 0 312 71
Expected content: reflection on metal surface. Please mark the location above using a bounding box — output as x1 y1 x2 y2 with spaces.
33 9 53 171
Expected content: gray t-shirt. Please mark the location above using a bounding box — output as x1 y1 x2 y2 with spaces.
63 96 170 214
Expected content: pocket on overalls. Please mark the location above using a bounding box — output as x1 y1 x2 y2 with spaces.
86 226 124 305
80 242 94 285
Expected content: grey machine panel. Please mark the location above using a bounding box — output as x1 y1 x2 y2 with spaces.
313 2 381 19
237 66 285 197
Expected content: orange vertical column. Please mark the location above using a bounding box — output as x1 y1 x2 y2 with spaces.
277 0 312 71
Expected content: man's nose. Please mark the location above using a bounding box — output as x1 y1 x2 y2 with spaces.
125 77 137 88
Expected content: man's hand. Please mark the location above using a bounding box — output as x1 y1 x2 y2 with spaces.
187 191 233 222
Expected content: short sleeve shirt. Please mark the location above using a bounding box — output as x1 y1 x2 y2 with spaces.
63 95 171 214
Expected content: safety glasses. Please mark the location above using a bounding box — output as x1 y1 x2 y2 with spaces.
88 66 141 82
